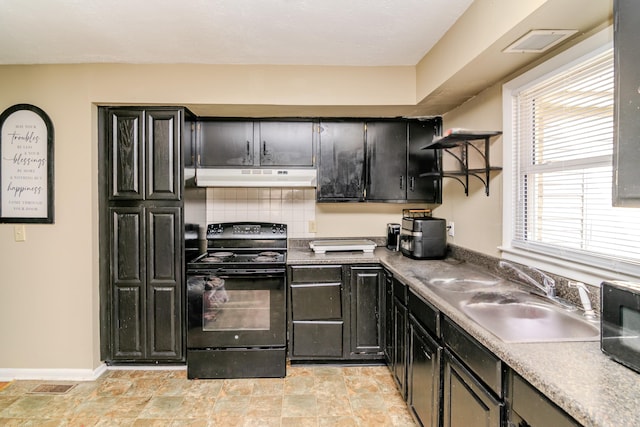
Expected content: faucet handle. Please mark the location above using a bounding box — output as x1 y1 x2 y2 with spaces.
569 281 597 319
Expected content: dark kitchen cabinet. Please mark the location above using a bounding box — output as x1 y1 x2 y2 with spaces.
199 120 254 166
99 106 184 364
183 113 196 169
198 119 314 168
408 120 442 203
391 278 409 398
259 121 314 167
289 265 345 359
288 264 384 361
442 350 502 427
366 121 408 201
317 121 366 201
407 289 442 427
107 109 181 201
366 119 442 203
383 269 394 364
441 316 503 427
317 118 441 203
614 0 640 206
349 265 384 356
507 371 579 427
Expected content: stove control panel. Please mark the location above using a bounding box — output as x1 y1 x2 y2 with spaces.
206 222 287 239
233 224 262 234
271 224 286 234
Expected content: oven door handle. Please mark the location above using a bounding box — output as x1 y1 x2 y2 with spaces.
214 268 286 278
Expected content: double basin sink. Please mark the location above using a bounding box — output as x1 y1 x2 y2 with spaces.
427 274 599 343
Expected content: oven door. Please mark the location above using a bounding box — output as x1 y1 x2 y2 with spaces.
187 268 286 349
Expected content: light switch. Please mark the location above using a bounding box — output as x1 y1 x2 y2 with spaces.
14 225 26 242
308 220 317 233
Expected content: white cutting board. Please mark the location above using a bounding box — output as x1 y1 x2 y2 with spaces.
309 239 377 254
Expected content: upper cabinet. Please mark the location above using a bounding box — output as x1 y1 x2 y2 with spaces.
107 108 182 201
408 120 442 203
317 121 366 201
366 121 408 201
198 119 315 168
259 121 315 167
366 119 442 203
318 118 442 203
199 121 255 167
614 0 640 206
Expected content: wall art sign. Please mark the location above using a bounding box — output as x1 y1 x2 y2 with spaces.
0 104 54 223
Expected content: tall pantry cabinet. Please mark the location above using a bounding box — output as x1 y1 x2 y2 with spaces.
99 107 185 363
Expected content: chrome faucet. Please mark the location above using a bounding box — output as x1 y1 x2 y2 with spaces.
498 261 557 298
569 281 598 319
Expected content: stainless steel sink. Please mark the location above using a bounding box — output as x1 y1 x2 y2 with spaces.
428 278 501 293
459 291 599 343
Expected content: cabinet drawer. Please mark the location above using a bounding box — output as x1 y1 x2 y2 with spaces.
290 265 342 283
393 278 408 305
442 316 502 397
511 372 579 427
292 321 343 357
291 283 342 320
408 288 439 338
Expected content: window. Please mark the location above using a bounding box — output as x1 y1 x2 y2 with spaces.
502 27 640 282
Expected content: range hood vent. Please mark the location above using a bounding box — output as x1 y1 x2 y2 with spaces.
195 168 317 188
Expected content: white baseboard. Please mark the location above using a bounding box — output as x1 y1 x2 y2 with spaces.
0 363 107 382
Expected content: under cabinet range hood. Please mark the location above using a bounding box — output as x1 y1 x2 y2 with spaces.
195 168 317 188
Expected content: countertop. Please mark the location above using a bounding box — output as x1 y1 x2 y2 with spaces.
287 247 640 427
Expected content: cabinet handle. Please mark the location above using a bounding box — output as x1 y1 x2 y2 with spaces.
410 176 415 191
263 141 267 156
246 140 250 157
400 176 404 190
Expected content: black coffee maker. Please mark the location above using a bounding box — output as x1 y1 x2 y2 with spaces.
387 223 401 251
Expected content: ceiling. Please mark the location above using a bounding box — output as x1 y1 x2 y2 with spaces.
0 0 473 66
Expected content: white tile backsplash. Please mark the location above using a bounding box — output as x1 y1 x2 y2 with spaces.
205 187 317 238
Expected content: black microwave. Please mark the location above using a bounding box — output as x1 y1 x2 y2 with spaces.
601 280 640 373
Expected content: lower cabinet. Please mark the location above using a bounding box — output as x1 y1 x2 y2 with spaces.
442 350 502 427
391 278 409 398
507 371 580 427
407 289 442 427
441 316 504 427
288 264 384 361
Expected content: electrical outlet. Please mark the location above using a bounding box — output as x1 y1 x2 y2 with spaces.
14 225 26 242
447 221 455 237
308 220 317 233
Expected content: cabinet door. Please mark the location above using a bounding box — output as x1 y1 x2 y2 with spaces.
199 121 254 166
146 110 181 200
614 0 640 206
259 121 314 166
409 318 442 427
366 121 408 201
147 206 183 360
392 295 408 398
509 372 579 427
110 206 145 359
292 321 344 357
291 283 342 320
443 350 503 427
183 114 196 168
408 120 442 203
349 266 383 355
317 121 366 201
107 109 145 201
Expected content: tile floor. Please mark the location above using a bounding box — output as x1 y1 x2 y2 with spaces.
0 364 417 426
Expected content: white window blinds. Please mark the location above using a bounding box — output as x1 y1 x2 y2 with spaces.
512 48 640 269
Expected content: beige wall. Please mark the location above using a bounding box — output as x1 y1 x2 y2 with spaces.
0 63 417 373
434 84 504 257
